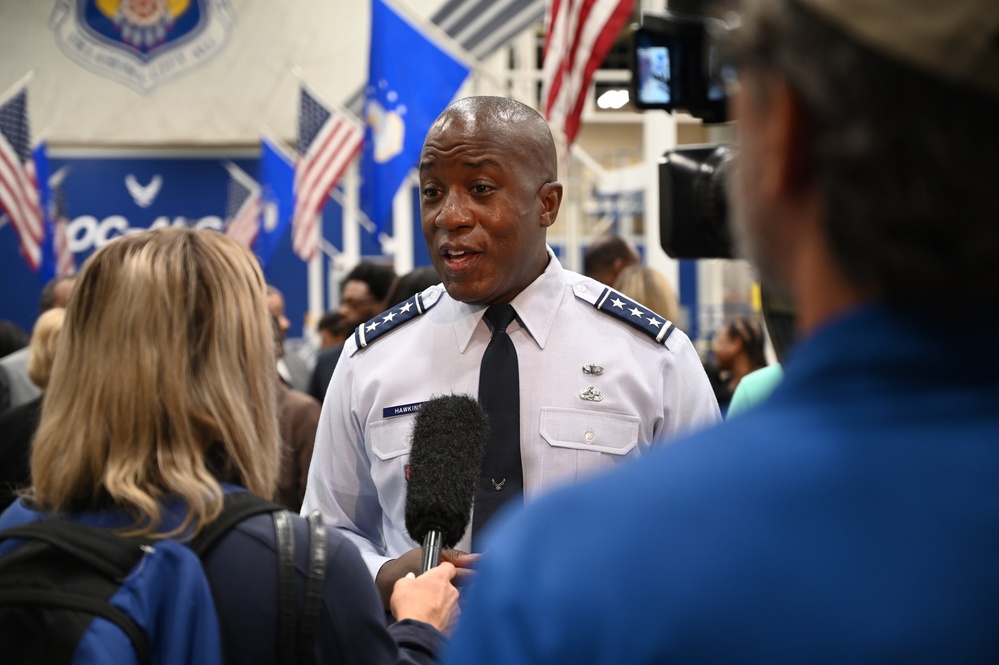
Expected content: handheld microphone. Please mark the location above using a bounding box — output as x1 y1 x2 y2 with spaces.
404 394 488 573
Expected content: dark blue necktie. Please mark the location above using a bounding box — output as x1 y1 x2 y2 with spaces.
472 304 523 550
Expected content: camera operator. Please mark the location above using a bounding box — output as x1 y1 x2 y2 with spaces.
443 0 999 663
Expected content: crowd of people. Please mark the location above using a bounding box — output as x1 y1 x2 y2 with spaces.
1 0 997 661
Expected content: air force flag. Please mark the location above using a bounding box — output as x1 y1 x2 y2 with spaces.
360 0 470 237
256 137 295 268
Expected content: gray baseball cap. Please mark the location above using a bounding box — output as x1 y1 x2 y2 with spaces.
795 0 999 98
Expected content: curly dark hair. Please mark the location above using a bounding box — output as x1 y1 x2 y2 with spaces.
341 262 397 301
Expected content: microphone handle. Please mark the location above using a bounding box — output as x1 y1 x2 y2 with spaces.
420 529 443 573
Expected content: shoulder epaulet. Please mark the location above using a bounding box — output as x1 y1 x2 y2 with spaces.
352 284 444 351
572 280 676 345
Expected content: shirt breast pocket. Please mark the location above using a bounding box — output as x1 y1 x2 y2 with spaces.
368 416 415 497
539 407 640 483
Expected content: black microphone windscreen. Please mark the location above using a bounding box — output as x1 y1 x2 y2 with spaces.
404 393 489 549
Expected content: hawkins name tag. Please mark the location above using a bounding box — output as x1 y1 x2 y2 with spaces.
382 402 424 419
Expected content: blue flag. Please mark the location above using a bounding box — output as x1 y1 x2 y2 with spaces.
361 0 470 237
255 137 295 268
33 143 56 284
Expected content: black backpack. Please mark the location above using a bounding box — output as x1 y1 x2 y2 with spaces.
0 492 327 665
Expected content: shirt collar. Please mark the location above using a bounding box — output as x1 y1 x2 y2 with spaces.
451 246 565 353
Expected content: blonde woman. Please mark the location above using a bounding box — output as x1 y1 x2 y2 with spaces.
0 307 66 511
0 228 456 664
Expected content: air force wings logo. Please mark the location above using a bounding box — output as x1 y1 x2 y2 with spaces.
49 0 236 94
125 174 162 207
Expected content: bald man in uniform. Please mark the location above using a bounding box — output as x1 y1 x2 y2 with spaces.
302 96 719 607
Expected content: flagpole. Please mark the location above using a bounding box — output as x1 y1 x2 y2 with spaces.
257 123 295 159
342 161 361 269
322 237 342 312
223 161 259 191
390 172 414 275
308 211 324 325
48 166 70 189
0 71 35 108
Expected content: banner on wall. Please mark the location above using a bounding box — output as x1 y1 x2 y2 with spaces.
0 152 304 337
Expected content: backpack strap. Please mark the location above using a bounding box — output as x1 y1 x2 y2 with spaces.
191 492 328 665
0 520 150 579
274 509 296 665
191 492 306 664
189 491 283 557
298 510 328 665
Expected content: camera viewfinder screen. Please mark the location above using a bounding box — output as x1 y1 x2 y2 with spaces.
637 45 672 105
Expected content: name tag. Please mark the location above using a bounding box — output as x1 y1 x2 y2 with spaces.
382 401 423 419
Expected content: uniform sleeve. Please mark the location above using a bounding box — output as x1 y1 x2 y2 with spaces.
301 350 394 579
659 331 722 440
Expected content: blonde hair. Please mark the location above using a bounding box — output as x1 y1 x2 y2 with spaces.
30 228 278 538
26 307 66 390
613 265 680 325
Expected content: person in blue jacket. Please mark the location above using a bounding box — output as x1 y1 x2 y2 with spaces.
0 227 457 664
443 0 999 663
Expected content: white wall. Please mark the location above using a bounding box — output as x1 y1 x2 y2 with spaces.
0 0 448 146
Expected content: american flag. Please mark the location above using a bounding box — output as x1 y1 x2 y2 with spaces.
541 0 633 147
224 162 262 250
48 168 75 277
291 86 364 262
0 79 44 270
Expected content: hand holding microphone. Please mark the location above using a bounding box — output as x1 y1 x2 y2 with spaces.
390 562 460 633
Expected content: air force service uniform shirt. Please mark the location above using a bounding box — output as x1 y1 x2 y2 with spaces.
302 249 720 579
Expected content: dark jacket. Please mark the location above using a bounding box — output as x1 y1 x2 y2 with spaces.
308 343 343 403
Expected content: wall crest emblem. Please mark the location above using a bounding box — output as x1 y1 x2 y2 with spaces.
49 0 236 94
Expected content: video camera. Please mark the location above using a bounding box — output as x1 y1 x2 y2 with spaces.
632 0 736 259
